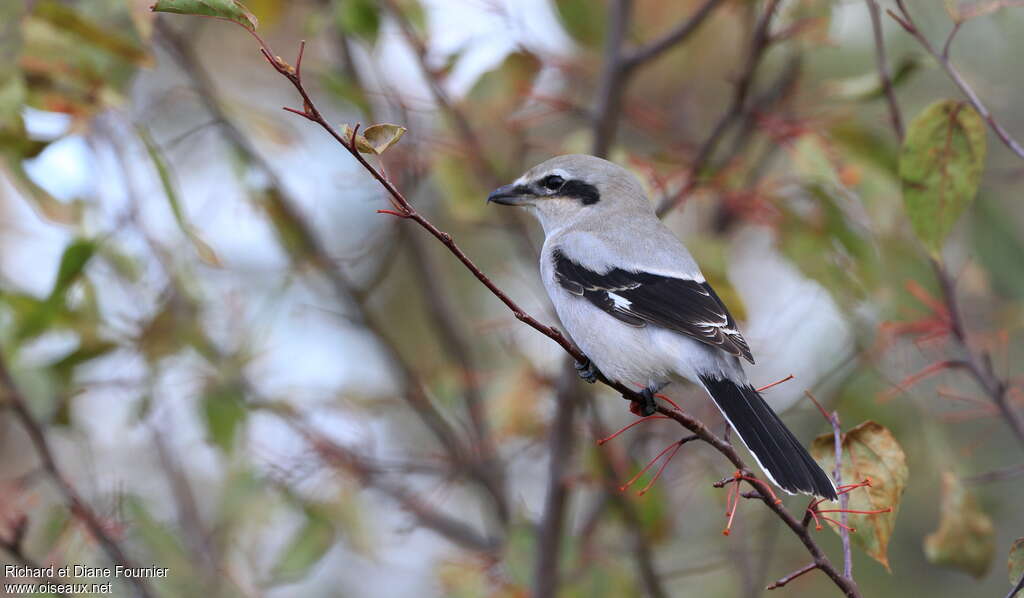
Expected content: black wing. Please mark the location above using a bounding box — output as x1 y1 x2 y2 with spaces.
552 249 754 364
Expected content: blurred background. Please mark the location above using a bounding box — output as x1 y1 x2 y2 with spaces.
1 0 1023 596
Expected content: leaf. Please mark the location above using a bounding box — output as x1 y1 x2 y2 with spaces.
899 100 986 254
269 507 336 584
150 0 259 31
948 0 1024 22
811 420 908 571
1010 538 1024 587
924 471 995 578
553 0 606 48
342 123 406 154
201 381 247 452
335 0 380 43
361 123 406 154
50 238 97 301
137 126 222 266
33 1 149 64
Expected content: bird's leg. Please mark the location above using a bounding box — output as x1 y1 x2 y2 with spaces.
574 357 600 384
637 387 657 417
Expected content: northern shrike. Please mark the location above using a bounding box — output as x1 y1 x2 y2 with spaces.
488 154 837 499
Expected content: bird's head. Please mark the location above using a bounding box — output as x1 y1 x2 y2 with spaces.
487 154 652 233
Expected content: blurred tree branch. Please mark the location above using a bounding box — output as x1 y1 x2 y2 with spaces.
864 0 905 141
656 0 783 217
889 0 1024 159
0 357 154 598
154 18 510 528
932 260 1024 449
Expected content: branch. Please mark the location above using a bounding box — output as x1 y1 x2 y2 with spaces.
0 358 154 598
864 0 904 141
931 259 1024 449
890 1 1024 159
154 21 511 521
532 364 585 598
622 0 726 70
287 414 499 553
591 0 725 157
179 23 861 597
588 408 669 598
656 0 783 217
766 562 818 590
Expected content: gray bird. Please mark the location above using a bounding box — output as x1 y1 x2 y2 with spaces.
488 154 837 499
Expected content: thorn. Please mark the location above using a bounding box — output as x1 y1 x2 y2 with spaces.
757 374 794 392
596 415 668 445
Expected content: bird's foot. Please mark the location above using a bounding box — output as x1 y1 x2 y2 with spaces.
630 388 657 417
574 358 599 384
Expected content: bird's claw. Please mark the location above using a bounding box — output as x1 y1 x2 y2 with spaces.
634 388 657 417
574 358 599 384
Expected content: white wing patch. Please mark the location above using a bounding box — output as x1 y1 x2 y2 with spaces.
608 293 632 309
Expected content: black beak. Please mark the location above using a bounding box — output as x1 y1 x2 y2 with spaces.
487 184 529 206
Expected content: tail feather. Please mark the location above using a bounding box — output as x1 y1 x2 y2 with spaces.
700 375 837 500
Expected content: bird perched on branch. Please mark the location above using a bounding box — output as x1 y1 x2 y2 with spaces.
488 154 837 499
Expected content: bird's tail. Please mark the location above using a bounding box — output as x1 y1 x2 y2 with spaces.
699 374 838 500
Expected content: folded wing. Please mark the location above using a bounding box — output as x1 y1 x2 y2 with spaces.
552 249 754 364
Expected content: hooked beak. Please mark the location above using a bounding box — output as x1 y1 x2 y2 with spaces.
487 184 531 206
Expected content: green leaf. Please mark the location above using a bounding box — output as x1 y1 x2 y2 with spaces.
335 0 380 43
50 238 97 302
553 0 606 48
137 126 221 266
924 471 995 578
269 507 336 584
151 0 259 31
811 421 908 571
201 382 247 452
899 100 987 254
1010 538 1024 587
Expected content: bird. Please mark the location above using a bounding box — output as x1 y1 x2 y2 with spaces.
487 154 837 499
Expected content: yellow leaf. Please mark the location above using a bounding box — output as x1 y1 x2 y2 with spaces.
811 421 908 571
924 471 995 578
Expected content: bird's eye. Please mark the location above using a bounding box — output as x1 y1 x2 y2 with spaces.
541 175 565 191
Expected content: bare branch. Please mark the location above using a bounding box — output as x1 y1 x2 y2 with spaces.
622 0 726 69
766 562 818 590
891 1 1024 159
289 416 499 553
865 0 904 141
932 259 1024 448
656 0 783 217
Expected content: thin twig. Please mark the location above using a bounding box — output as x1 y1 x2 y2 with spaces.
288 415 499 553
656 0 783 217
766 562 818 590
964 462 1024 485
0 358 153 598
864 0 904 141
890 1 1024 159
932 259 1024 449
829 410 853 579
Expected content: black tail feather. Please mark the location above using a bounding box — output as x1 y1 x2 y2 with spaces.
700 375 837 500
